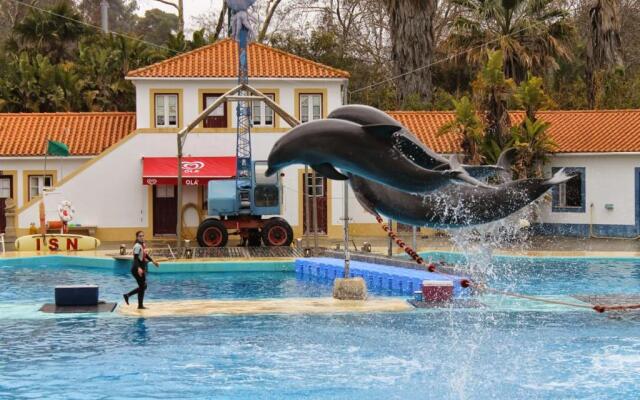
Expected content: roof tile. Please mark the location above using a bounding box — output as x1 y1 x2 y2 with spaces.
387 109 640 154
0 112 135 157
127 38 350 79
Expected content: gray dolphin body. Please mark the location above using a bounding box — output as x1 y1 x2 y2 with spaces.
349 170 572 228
266 118 465 193
328 104 504 181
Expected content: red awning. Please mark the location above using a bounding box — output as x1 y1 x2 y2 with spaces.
142 156 236 186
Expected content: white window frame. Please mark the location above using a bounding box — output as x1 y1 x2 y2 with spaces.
251 94 275 127
0 178 11 198
299 94 322 123
28 175 52 200
155 94 178 128
305 174 324 197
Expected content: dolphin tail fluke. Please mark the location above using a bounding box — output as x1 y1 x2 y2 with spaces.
312 163 349 180
546 168 574 186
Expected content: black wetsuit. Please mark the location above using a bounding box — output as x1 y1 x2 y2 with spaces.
125 242 154 308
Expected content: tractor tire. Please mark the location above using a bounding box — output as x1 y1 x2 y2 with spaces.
261 217 294 247
197 219 228 247
248 229 262 247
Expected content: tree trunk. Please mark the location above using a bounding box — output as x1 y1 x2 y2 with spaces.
385 0 435 107
213 3 228 40
485 89 511 149
586 0 623 108
257 0 282 42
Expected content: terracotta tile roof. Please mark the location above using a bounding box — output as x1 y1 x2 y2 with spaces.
387 109 640 153
127 38 350 79
0 112 136 157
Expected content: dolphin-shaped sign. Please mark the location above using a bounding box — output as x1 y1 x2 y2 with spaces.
348 169 572 228
266 118 467 193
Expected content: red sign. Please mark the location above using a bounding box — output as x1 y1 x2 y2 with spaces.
142 157 237 185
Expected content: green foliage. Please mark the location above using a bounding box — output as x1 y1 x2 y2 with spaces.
438 96 484 164
12 0 88 63
511 117 557 178
134 8 179 46
448 0 574 82
513 75 556 120
472 50 515 148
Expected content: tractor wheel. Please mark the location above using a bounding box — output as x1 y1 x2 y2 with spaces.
248 229 262 247
197 219 228 247
261 218 294 247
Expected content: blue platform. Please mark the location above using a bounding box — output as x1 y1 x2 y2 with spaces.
295 257 472 297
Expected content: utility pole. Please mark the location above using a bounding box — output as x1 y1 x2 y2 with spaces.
100 0 109 33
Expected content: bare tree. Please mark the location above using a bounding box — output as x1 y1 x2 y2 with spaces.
257 0 283 42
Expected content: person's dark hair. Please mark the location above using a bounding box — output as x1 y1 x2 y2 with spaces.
134 230 144 244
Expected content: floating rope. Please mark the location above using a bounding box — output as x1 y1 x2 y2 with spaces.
476 284 640 313
372 214 640 313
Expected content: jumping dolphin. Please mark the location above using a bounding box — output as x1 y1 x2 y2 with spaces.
348 169 573 228
265 118 467 193
328 104 505 181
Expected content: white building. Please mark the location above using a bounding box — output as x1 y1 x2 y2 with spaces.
2 40 640 241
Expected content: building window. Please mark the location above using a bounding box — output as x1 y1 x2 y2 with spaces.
0 178 11 198
251 94 275 127
28 175 52 201
299 94 322 123
552 167 585 213
155 94 178 127
203 94 227 128
305 174 324 197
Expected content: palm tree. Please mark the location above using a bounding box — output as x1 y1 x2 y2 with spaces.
511 118 557 178
438 96 485 164
472 50 515 150
384 0 436 106
448 0 574 82
585 0 624 108
12 1 87 63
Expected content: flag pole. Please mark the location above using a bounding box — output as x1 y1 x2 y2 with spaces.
41 139 48 240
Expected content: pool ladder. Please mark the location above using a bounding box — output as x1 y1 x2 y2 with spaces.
0 233 5 255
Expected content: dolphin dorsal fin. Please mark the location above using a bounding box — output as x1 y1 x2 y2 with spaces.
449 154 462 170
311 163 348 180
361 124 402 139
496 148 517 182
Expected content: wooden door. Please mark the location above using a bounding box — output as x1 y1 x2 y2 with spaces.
0 176 12 233
303 173 327 234
153 185 177 236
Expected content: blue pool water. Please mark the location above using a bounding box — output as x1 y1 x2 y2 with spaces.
1 257 639 399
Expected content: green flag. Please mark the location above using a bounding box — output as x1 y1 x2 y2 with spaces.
47 140 69 157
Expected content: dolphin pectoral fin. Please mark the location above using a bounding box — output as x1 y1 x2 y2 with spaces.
311 163 349 180
361 124 402 139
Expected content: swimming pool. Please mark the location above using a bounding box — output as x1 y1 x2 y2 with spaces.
1 257 639 399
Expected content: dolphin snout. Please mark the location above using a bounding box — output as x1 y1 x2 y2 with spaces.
265 167 276 177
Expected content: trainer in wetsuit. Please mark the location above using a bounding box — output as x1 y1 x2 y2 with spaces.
123 231 159 309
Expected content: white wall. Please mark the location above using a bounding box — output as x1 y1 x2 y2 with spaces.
16 133 301 230
540 154 640 227
132 78 345 129
0 157 87 208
